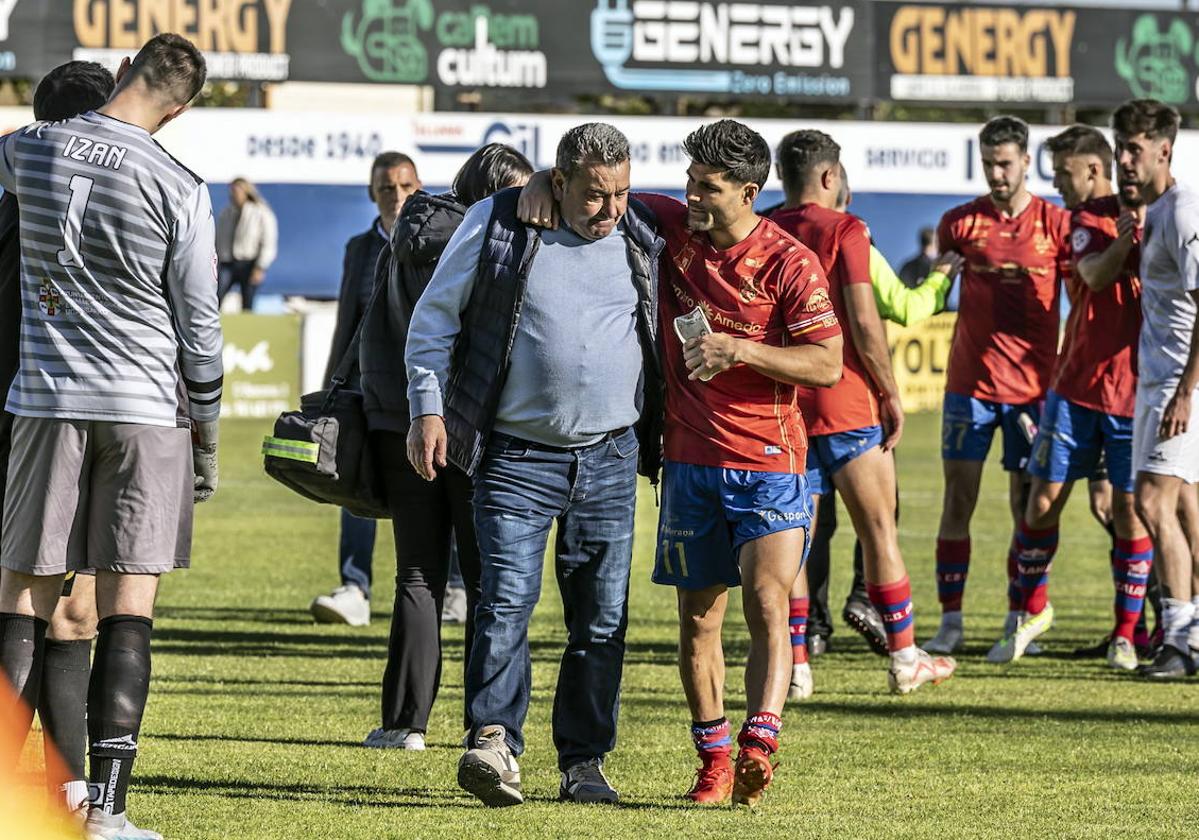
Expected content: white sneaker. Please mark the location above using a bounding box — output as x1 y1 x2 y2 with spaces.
987 605 1054 664
924 613 964 654
84 810 163 840
888 647 957 695
1106 636 1139 671
458 725 523 807
788 663 814 701
442 586 468 624
362 728 425 750
310 585 370 626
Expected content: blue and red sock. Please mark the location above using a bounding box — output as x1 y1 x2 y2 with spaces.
738 712 781 756
1112 536 1153 641
788 598 809 665
935 538 970 613
690 718 732 765
1014 523 1058 616
866 576 915 652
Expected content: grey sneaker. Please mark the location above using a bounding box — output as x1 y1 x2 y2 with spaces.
84 810 163 840
442 586 468 624
458 725 523 807
559 757 619 804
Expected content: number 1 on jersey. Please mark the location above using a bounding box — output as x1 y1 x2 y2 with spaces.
57 174 94 268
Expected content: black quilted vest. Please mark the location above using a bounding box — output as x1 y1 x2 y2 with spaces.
443 188 665 483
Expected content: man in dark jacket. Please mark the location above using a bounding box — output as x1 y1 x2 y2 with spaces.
405 123 663 807
309 152 421 627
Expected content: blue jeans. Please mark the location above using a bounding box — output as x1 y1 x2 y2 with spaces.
339 508 377 597
466 428 638 769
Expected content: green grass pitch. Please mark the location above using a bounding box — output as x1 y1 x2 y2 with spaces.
38 414 1199 838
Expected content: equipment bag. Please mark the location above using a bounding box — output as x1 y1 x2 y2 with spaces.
261 268 390 519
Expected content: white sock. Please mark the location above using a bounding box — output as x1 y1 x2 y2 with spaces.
1189 596 1199 651
1162 597 1195 652
60 780 88 815
891 644 918 664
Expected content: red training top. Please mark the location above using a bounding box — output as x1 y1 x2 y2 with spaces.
1053 194 1141 417
770 203 880 436
937 194 1070 404
637 193 841 474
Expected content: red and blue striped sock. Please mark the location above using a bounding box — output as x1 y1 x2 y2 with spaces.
788 598 809 665
935 538 970 613
1112 536 1153 641
866 576 915 652
738 712 782 756
1015 522 1058 616
690 718 732 765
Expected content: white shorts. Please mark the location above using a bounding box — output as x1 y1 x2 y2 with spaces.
1133 384 1199 483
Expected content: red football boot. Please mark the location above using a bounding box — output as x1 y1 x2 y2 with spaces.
685 757 733 804
731 746 775 806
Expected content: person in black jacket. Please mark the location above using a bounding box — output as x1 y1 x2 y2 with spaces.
356 143 533 751
309 152 421 627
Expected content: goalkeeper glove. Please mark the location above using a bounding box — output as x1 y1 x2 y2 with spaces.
192 419 219 503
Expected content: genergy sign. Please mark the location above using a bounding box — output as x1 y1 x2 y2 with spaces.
71 0 293 80
883 5 1076 103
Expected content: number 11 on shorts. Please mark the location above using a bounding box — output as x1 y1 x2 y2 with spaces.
660 540 689 578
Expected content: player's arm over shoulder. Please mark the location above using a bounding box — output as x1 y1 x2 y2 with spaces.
630 191 686 230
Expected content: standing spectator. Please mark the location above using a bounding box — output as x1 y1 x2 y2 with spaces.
898 227 936 288
356 143 531 750
310 152 421 626
216 177 278 312
406 124 664 806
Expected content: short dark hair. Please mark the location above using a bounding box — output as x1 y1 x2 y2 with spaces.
979 116 1029 151
1112 99 1181 144
919 227 935 249
453 143 534 207
33 61 114 121
1045 124 1113 172
683 120 770 188
776 129 841 195
555 123 630 180
127 33 206 106
371 151 417 179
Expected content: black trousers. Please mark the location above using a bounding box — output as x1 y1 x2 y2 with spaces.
217 259 259 312
373 431 481 733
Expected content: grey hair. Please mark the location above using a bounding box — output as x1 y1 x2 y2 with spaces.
555 122 630 179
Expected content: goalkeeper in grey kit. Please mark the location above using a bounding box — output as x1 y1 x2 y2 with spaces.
0 34 220 840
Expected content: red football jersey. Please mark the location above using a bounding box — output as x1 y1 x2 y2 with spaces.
636 193 841 474
938 194 1070 403
1053 195 1141 417
770 203 880 436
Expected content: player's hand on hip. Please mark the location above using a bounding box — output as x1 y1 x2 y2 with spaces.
1159 390 1191 440
517 170 559 229
407 415 448 481
250 267 266 286
192 419 219 503
879 392 905 451
684 333 737 381
933 250 965 279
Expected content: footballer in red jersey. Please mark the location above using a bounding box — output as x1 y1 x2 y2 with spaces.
992 125 1153 667
924 117 1072 657
770 130 956 698
522 121 844 805
645 122 843 806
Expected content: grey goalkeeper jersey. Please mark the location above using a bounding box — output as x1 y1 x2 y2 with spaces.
0 111 222 427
